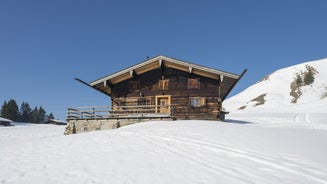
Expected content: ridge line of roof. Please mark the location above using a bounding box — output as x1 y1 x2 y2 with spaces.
90 55 240 86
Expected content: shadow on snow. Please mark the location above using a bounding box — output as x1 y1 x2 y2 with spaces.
224 119 253 124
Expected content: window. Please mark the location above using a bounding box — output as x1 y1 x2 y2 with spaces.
159 79 169 90
188 78 200 89
190 97 206 107
190 97 200 107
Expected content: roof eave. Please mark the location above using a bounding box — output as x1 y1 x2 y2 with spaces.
90 55 240 86
222 69 247 101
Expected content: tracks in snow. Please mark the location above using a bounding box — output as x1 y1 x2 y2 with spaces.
120 130 327 184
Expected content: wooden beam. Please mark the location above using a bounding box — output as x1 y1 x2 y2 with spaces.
75 78 111 96
134 61 160 75
103 80 111 88
164 62 189 73
106 86 111 94
110 72 132 84
108 80 113 87
104 80 113 88
161 60 165 72
192 68 219 80
129 70 139 78
220 74 224 82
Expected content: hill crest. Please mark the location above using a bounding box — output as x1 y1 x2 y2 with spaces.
225 57 327 113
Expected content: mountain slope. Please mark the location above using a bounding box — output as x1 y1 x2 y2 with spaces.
225 57 327 113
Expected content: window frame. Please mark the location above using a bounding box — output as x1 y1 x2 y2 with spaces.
188 78 200 89
190 97 201 107
190 97 206 107
158 79 169 90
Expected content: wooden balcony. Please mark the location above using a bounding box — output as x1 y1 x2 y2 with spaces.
67 105 174 121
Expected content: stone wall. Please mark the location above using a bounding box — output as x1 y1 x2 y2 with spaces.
64 118 169 135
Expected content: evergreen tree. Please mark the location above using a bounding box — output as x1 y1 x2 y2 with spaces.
4 99 19 121
1 99 55 124
48 113 55 120
1 101 9 118
19 102 32 122
38 106 46 123
46 113 55 123
30 107 40 123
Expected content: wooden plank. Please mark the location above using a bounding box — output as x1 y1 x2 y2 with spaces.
134 61 160 75
110 72 132 84
192 68 219 80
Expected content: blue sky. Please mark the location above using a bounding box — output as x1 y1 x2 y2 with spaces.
1 0 326 120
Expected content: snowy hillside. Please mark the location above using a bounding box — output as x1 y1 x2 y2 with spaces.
1 119 327 184
225 57 327 113
1 58 327 184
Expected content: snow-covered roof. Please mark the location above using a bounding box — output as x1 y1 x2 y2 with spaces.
0 117 13 122
49 119 67 124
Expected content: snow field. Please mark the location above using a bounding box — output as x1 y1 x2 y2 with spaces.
1 116 327 184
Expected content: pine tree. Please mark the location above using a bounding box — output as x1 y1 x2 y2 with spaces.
38 106 46 123
46 113 55 123
4 99 19 121
1 101 9 118
19 102 32 122
2 99 55 124
48 113 54 120
30 107 40 123
1 100 20 121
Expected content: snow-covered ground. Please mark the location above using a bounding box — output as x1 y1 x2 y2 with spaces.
1 116 327 184
1 58 326 183
225 57 327 113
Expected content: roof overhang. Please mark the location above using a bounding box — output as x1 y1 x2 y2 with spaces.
79 55 246 97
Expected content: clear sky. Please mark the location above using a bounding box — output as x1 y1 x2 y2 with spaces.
1 0 326 120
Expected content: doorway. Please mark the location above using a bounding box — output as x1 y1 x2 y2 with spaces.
155 95 171 113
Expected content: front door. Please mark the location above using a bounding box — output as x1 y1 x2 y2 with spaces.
155 95 171 113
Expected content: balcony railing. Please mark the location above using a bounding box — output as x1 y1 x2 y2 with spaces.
67 105 173 120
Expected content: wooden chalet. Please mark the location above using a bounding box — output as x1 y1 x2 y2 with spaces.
71 55 246 121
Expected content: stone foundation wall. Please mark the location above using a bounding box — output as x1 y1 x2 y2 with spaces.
64 118 167 135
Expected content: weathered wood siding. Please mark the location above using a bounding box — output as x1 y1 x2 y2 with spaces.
110 67 229 120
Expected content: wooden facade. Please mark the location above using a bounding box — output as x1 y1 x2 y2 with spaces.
80 55 246 120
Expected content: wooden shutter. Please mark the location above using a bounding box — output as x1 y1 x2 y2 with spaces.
200 97 206 106
159 79 169 90
188 78 200 89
